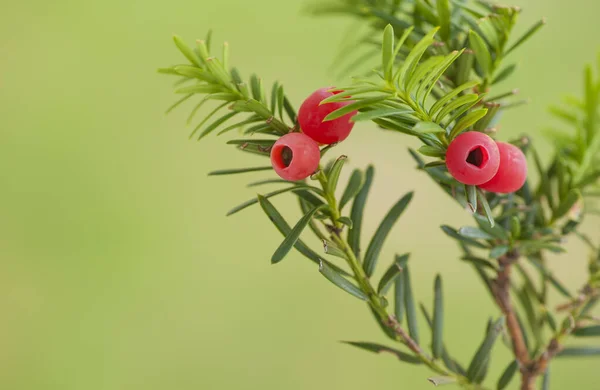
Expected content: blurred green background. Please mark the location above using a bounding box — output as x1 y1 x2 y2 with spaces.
1 0 599 389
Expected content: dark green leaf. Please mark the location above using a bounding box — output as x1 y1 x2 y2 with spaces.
227 187 298 216
469 30 492 76
198 112 238 139
363 192 413 277
323 240 347 260
466 317 504 382
415 0 438 25
327 155 347 194
573 325 600 337
204 30 213 53
459 226 495 240
435 94 481 123
474 213 506 239
552 189 582 222
515 312 531 353
249 74 262 102
217 117 263 135
496 360 518 390
352 108 413 122
420 304 466 375
449 108 488 138
340 169 364 211
294 189 326 208
424 161 446 168
493 64 517 84
473 102 500 131
374 117 420 136
466 185 478 213
414 121 445 133
545 311 558 332
382 24 395 82
541 367 550 390
519 240 565 254
324 96 389 121
418 145 446 158
581 297 599 316
455 48 475 86
516 286 541 346
461 255 498 271
394 274 405 324
378 253 409 294
430 81 479 118
189 101 229 138
432 274 444 359
272 205 324 264
338 216 353 228
342 341 421 364
531 147 554 209
490 245 510 259
258 195 350 276
173 35 202 67
209 166 272 176
526 258 573 298
427 376 456 386
406 56 445 95
404 263 419 344
165 93 194 115
175 83 224 94
348 166 374 258
267 81 278 115
436 0 451 41
276 85 286 122
397 27 439 88
157 67 180 75
441 225 489 249
505 18 546 56
233 141 273 156
283 96 297 124
227 139 276 147
319 260 368 300
557 347 600 357
510 216 521 239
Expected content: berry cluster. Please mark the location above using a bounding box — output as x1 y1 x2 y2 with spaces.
271 89 527 194
270 88 356 181
445 131 528 193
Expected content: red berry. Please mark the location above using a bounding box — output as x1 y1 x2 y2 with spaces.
445 132 500 185
298 87 356 145
479 141 528 193
270 133 320 181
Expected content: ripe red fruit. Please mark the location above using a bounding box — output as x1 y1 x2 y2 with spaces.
270 132 320 181
445 132 500 185
298 87 357 145
479 141 528 193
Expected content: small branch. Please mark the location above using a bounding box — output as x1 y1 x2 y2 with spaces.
492 251 530 365
556 284 599 312
385 315 426 356
528 283 599 378
314 168 472 387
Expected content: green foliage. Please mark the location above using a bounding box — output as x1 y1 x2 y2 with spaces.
342 341 422 364
466 317 504 383
160 32 295 141
159 2 600 389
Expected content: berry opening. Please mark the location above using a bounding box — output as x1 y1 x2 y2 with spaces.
281 146 293 167
466 146 489 169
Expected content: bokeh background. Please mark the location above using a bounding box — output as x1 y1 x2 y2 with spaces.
1 0 599 389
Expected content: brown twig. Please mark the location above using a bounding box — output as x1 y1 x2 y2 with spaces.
491 251 535 390
517 283 599 389
492 251 530 364
386 315 424 355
